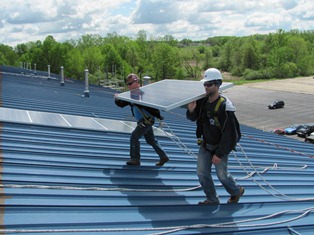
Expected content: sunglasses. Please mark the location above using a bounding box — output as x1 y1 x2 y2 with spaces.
127 80 137 86
203 82 216 87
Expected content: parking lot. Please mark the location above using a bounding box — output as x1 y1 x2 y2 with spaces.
223 76 314 141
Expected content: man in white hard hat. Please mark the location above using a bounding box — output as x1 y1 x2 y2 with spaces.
186 68 244 204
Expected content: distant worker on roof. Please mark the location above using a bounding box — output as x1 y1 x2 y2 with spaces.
114 73 169 167
186 68 244 204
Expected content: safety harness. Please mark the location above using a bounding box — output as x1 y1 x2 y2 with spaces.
196 96 225 145
212 96 225 130
133 105 154 126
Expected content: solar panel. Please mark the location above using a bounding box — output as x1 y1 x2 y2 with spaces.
29 111 70 127
116 79 234 111
0 107 170 137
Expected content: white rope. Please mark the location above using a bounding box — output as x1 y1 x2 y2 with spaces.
160 120 312 201
229 163 307 171
159 121 197 158
0 207 312 234
152 207 314 235
234 143 314 201
0 120 201 193
235 163 307 180
1 120 313 233
0 183 201 192
233 145 295 200
243 134 314 158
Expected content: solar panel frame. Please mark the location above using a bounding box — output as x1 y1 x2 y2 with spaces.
116 79 234 111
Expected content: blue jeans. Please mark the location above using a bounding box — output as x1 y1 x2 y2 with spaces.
130 122 167 161
197 145 241 203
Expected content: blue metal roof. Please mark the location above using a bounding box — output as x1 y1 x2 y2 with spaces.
1 65 314 234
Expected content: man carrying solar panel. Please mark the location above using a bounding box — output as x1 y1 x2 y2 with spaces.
114 73 169 166
186 68 244 204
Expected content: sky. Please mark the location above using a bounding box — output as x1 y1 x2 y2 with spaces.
0 0 314 47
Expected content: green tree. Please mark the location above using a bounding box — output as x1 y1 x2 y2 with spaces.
181 48 201 80
104 32 130 60
287 36 307 64
82 46 103 74
65 48 84 80
15 43 28 56
211 45 221 57
286 36 312 75
4 28 314 82
124 41 141 69
151 42 180 80
298 54 314 76
77 34 103 50
202 47 213 70
41 36 57 68
0 51 8 65
101 44 124 76
26 41 44 70
161 35 178 47
135 30 155 75
136 30 148 43
241 42 258 70
180 38 192 46
230 47 243 76
35 35 68 73
15 41 41 67
265 30 289 77
0 44 18 65
219 40 234 71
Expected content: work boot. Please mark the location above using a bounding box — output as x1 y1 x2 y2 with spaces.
155 157 169 166
126 159 140 166
198 199 219 205
227 187 245 203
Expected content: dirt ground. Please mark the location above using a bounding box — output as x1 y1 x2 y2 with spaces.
243 76 314 95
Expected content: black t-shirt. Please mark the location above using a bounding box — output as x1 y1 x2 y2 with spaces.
200 97 225 146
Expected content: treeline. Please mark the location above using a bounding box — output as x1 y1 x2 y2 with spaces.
0 29 314 84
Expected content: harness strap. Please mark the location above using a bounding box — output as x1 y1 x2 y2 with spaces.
213 97 225 129
135 105 154 125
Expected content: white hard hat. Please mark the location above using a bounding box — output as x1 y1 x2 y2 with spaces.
200 68 223 82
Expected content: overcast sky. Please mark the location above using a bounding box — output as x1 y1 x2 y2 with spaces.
1 0 313 47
